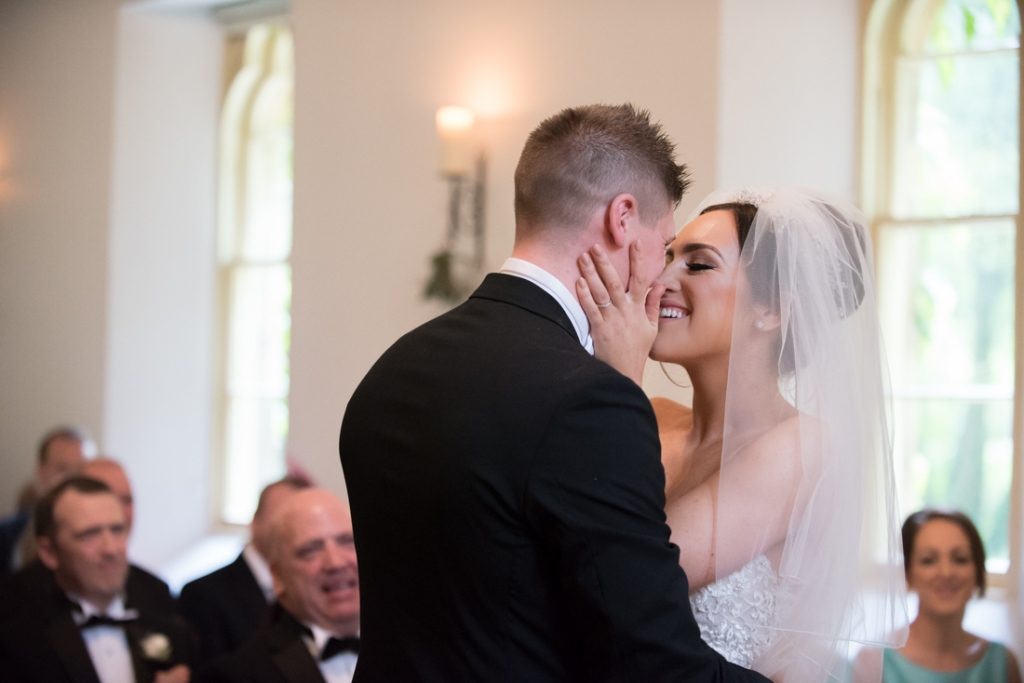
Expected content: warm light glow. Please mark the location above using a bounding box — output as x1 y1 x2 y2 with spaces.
435 106 475 137
436 106 476 176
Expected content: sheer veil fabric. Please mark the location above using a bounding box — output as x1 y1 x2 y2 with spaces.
691 188 908 681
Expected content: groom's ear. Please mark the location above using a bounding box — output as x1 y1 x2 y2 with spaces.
604 193 638 249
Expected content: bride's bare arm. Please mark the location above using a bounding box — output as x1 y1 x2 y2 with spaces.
667 417 806 592
576 241 665 386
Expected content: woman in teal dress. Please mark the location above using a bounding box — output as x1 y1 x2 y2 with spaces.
882 510 1021 683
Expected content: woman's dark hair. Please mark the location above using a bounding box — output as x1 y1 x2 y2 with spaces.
701 202 759 250
699 199 868 377
700 202 794 374
902 508 986 596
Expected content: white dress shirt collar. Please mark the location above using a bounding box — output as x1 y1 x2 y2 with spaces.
305 624 359 683
308 623 333 653
242 543 275 603
69 594 138 683
499 258 594 355
69 594 136 625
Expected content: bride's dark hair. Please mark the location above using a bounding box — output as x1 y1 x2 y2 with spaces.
699 202 795 375
700 202 758 249
699 200 868 377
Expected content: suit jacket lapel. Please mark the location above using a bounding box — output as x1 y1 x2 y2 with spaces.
265 607 325 683
272 638 326 683
45 614 102 683
470 273 580 343
124 622 154 683
231 553 270 616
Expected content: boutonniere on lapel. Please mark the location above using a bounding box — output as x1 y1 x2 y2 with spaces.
139 632 173 663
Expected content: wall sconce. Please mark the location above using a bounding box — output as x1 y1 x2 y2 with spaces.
424 106 487 304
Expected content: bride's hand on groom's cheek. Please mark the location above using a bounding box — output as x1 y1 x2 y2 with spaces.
577 240 665 386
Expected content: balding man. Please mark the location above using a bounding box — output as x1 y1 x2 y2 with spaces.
207 489 359 683
82 458 176 615
82 459 135 528
179 477 309 666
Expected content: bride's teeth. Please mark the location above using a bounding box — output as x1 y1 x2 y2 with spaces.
660 308 686 319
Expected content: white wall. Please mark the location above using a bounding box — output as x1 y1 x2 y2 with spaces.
0 0 122 513
0 0 868 571
645 0 861 400
286 0 721 495
717 0 860 200
104 6 222 568
0 0 720 567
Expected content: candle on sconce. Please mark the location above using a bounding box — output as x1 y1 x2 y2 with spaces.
436 105 475 176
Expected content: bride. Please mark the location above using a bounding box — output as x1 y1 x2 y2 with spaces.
576 188 907 681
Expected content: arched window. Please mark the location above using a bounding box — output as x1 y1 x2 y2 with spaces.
865 0 1020 575
217 24 294 525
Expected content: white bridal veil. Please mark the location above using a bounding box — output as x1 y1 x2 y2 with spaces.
693 188 908 681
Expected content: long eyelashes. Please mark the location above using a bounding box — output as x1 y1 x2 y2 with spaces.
663 251 717 271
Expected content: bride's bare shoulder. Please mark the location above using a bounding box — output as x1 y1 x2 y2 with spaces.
742 411 825 476
649 397 693 432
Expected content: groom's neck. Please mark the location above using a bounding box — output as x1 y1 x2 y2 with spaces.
509 242 586 304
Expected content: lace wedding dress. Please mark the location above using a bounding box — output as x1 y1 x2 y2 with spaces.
689 555 780 668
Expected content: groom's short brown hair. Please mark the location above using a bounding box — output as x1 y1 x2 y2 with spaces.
514 103 689 238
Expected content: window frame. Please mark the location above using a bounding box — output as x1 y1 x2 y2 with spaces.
211 16 295 530
862 0 1022 593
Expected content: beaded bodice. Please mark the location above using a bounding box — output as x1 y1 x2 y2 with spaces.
688 555 780 668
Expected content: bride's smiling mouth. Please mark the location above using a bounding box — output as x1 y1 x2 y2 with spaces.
659 303 690 320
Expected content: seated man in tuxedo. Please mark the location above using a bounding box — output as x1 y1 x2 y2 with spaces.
0 458 177 621
0 426 91 578
0 476 196 683
207 489 359 683
180 476 309 665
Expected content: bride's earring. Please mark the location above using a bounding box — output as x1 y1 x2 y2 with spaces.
755 320 765 330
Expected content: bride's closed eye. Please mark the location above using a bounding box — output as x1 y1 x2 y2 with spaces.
685 261 715 272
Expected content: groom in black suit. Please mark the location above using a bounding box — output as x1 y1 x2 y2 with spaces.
340 104 771 682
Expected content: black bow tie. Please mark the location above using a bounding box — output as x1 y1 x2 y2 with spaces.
78 614 138 630
320 636 359 661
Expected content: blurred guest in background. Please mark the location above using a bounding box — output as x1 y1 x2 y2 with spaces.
0 426 92 578
857 509 1021 683
0 458 176 622
83 458 177 615
206 489 359 683
83 459 136 528
179 476 309 666
0 477 196 683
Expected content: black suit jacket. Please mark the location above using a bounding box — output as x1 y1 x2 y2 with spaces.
339 274 769 683
0 560 176 624
204 605 327 683
0 575 196 683
180 553 270 666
